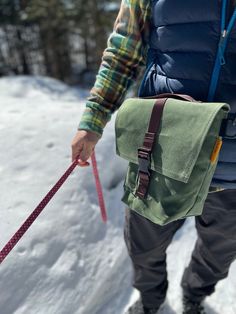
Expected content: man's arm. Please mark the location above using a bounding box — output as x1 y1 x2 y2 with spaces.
78 0 151 136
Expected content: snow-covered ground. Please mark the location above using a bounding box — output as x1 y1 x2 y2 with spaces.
0 76 235 314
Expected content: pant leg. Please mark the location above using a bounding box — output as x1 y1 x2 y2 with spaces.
124 207 185 308
181 189 236 302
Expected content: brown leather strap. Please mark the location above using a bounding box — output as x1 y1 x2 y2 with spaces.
143 93 196 102
135 98 167 199
135 94 194 199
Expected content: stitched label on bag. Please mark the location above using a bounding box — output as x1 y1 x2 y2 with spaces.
210 137 223 164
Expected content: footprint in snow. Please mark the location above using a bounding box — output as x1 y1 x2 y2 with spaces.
46 142 54 149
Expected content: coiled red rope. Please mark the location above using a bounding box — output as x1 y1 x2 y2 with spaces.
0 151 107 265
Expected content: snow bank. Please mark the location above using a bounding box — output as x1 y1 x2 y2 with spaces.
0 76 235 314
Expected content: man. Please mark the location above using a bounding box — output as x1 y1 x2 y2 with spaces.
71 1 236 313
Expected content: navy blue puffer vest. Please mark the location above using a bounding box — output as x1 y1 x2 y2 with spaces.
138 0 236 188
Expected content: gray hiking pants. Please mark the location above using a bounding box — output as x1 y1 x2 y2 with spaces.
124 189 236 308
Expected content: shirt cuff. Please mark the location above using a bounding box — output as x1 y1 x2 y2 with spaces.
77 102 112 136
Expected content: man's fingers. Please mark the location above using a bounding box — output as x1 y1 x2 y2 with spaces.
77 160 90 167
79 145 93 162
72 142 83 162
72 142 93 163
71 130 101 163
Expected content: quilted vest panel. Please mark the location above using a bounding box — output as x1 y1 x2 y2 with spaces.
138 0 236 188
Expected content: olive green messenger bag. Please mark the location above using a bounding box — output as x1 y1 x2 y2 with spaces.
115 93 230 225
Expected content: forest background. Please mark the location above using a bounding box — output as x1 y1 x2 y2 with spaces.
0 0 120 86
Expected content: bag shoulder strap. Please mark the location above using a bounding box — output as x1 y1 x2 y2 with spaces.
143 93 195 102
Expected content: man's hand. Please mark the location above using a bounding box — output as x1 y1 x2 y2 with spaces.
71 130 101 166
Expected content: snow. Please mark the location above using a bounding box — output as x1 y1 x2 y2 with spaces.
0 76 235 314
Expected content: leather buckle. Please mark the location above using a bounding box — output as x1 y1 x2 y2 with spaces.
138 148 151 175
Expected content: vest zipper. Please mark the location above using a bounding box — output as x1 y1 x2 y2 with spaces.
219 29 227 65
207 0 236 101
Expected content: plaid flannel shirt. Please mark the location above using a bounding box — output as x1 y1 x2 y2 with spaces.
78 0 151 136
77 0 227 193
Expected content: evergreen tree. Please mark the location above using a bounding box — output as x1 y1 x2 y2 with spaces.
68 0 120 71
26 0 72 81
0 0 32 75
0 0 120 83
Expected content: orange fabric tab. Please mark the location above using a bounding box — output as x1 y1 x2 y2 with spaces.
210 137 223 164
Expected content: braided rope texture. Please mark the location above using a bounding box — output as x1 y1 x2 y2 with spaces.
0 152 107 265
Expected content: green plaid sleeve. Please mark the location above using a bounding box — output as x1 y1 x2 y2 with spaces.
78 0 151 136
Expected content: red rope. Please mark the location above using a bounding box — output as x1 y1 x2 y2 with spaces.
0 151 107 265
91 151 107 223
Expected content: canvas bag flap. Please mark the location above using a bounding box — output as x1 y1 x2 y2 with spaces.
115 98 229 183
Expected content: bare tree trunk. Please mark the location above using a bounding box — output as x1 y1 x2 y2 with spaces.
3 25 19 74
16 27 30 74
39 24 72 82
83 36 90 70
